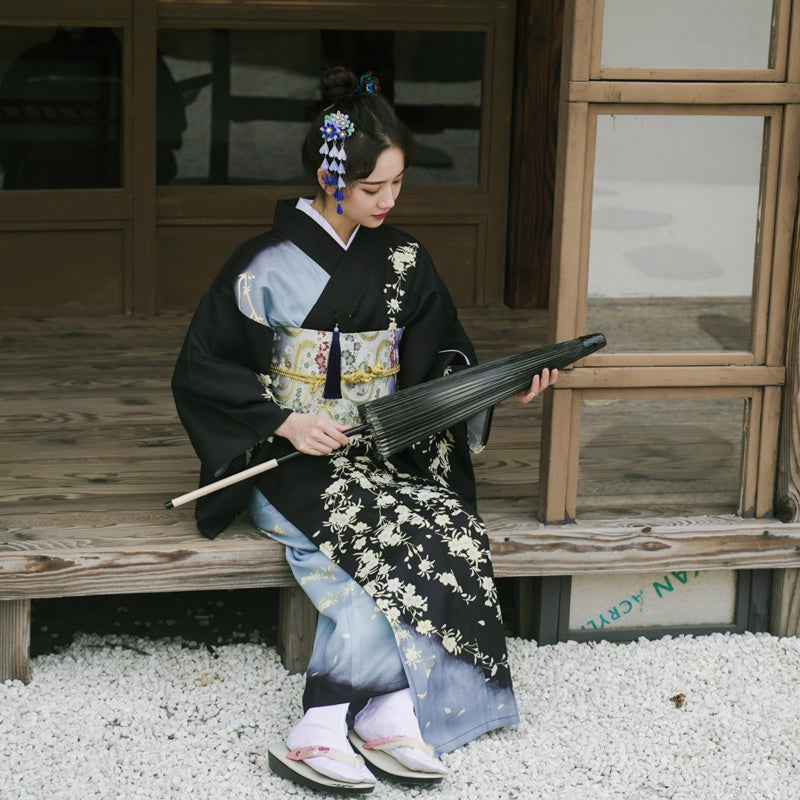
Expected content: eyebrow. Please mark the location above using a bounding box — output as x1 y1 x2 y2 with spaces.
358 170 405 185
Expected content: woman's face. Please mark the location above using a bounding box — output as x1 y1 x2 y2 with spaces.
336 145 405 230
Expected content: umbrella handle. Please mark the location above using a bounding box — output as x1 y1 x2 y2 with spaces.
165 423 370 509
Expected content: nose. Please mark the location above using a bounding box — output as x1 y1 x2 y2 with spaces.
377 185 396 209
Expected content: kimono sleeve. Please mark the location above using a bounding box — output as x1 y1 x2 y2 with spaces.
171 267 291 536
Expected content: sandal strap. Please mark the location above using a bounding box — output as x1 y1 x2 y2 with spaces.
361 736 435 757
286 745 364 768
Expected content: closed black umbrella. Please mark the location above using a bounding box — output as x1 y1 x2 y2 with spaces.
166 333 606 509
360 332 605 460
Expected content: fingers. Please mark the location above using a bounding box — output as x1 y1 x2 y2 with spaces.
540 367 558 391
275 413 352 455
514 367 559 405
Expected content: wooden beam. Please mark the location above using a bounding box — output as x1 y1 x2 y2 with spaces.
505 0 563 309
555 365 784 389
772 98 800 634
484 513 800 577
568 81 800 105
6 512 800 596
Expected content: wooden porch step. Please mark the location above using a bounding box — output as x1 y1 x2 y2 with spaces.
4 508 800 601
3 507 800 682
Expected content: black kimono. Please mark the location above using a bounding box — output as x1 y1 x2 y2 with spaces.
172 198 518 754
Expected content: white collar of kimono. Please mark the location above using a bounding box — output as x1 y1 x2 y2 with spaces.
296 197 359 251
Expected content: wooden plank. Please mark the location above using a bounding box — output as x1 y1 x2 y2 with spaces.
0 461 198 508
156 0 504 25
0 531 295 600
5 508 800 598
0 512 254 546
555 366 784 389
0 599 30 683
482 511 800 576
277 586 317 675
0 0 132 19
569 82 800 104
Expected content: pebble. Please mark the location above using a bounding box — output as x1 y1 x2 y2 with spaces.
1 632 799 799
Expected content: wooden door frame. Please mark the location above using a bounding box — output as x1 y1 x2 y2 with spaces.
0 0 135 315
542 0 800 633
151 0 516 313
0 0 517 315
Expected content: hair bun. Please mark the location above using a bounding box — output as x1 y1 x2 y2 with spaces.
320 66 358 105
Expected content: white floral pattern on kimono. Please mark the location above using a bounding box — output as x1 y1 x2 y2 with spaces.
313 437 510 686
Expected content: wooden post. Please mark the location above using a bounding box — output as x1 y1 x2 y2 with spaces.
277 586 317 675
772 169 800 636
505 0 564 309
131 0 158 314
0 599 31 684
771 570 800 637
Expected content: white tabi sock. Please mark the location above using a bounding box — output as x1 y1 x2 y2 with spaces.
354 688 449 775
286 703 376 784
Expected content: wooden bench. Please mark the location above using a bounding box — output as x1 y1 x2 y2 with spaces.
5 506 800 682
4 313 800 683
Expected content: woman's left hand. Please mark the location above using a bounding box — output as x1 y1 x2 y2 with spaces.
514 367 558 404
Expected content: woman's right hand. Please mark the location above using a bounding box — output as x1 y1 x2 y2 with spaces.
275 412 351 456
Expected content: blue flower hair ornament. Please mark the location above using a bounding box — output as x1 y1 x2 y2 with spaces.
319 111 355 215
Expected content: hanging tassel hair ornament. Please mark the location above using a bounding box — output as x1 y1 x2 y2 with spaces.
319 111 355 215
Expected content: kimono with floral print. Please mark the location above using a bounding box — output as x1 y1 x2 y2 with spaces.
172 198 518 753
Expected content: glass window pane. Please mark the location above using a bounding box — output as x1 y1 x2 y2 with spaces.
588 114 763 353
577 396 745 519
0 26 122 190
568 570 738 633
601 0 775 71
157 29 484 186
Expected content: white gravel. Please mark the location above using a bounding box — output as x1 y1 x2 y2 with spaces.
2 632 799 800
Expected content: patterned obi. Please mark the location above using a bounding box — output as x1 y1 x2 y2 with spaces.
262 325 404 425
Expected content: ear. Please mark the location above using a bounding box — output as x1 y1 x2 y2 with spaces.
316 168 333 195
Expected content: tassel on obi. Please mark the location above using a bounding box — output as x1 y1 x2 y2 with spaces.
323 324 342 399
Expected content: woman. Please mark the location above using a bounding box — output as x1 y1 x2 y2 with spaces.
172 67 556 793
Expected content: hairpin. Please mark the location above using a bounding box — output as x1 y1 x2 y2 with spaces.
319 111 355 214
354 71 381 95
